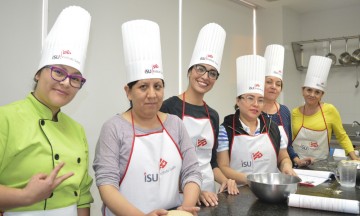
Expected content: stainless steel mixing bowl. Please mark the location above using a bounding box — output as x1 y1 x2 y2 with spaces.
247 173 302 203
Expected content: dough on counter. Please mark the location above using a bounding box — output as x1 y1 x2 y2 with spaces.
167 210 193 216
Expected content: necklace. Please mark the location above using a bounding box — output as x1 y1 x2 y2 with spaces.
263 102 278 119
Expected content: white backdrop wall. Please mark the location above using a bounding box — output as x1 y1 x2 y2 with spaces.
0 0 42 105
0 1 252 215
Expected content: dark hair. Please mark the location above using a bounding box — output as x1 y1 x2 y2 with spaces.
234 95 242 110
187 65 194 75
127 80 138 90
127 79 165 90
126 79 165 109
33 67 46 91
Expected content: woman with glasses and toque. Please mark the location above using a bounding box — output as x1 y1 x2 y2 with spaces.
0 6 93 216
161 23 239 207
291 56 359 163
217 55 295 185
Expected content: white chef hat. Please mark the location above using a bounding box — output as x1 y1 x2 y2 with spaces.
236 55 266 97
304 55 332 91
122 19 163 84
264 44 284 80
38 6 91 75
189 23 226 73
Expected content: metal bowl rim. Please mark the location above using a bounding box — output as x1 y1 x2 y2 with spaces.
247 173 302 186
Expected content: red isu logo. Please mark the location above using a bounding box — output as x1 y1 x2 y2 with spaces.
207 54 213 58
197 138 207 147
310 142 318 148
152 64 159 69
252 151 263 160
249 83 262 90
62 50 71 55
159 158 167 169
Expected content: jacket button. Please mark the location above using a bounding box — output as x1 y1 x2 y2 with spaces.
54 154 59 160
74 191 78 196
40 120 45 125
77 157 81 163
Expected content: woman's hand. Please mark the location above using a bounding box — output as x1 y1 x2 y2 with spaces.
197 191 218 207
22 162 73 205
218 179 239 195
281 167 297 176
348 151 360 161
295 157 314 167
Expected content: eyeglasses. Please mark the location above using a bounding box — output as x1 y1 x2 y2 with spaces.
46 66 86 89
240 95 264 106
193 64 219 80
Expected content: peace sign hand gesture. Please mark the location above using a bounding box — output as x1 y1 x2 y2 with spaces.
21 162 74 205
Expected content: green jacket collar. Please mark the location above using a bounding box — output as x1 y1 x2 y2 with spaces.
27 93 60 120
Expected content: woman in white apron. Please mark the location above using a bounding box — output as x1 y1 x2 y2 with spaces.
291 56 359 163
93 20 202 216
0 6 93 216
261 44 312 168
217 55 294 185
161 23 238 207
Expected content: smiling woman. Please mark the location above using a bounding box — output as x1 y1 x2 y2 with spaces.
160 23 239 208
291 56 360 165
217 54 296 187
0 6 93 216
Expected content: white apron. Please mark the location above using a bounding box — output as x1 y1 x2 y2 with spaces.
104 114 182 215
4 205 77 216
229 116 278 175
292 104 329 161
182 93 215 192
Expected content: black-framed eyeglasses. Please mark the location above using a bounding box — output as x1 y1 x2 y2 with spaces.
240 95 264 106
46 66 86 89
193 64 219 80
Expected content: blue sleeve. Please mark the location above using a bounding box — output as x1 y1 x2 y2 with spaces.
287 144 298 161
280 105 299 161
217 125 230 152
